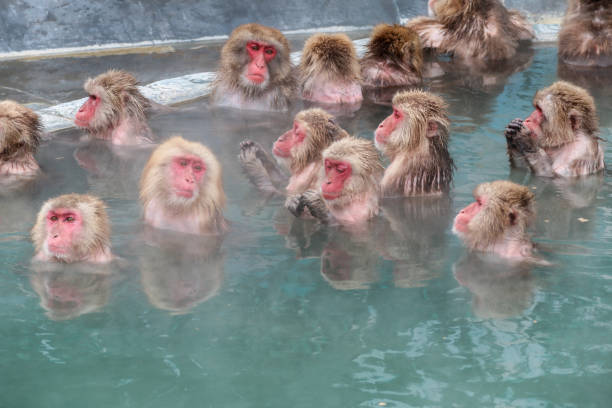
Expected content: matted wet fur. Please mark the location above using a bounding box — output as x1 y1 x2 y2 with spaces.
0 100 42 163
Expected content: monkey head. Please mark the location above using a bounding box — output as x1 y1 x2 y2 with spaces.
523 81 598 148
140 136 225 212
75 70 150 133
32 194 111 263
221 23 292 92
320 137 383 208
0 100 42 162
272 108 347 172
375 90 450 157
453 181 535 249
428 0 477 18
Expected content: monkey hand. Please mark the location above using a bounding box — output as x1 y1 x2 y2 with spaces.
239 140 281 194
504 118 524 144
300 190 330 223
285 194 306 217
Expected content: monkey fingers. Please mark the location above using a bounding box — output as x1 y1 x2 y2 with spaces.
300 190 330 223
239 140 281 195
285 194 306 217
504 118 524 141
513 132 537 154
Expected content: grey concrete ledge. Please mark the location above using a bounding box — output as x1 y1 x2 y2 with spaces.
37 23 560 134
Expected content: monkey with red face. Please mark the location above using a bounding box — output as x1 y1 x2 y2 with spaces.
504 81 604 177
75 70 152 145
31 194 113 264
140 136 226 235
291 136 384 227
453 180 535 260
211 23 297 111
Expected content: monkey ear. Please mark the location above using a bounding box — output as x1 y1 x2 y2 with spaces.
426 121 438 137
569 111 581 131
509 211 517 225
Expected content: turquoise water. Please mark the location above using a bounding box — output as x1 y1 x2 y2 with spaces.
2 46 612 407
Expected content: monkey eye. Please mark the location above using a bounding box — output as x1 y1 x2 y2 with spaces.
336 165 347 173
50 215 58 222
89 95 97 100
65 216 75 222
193 165 203 172
180 160 188 166
250 44 260 51
265 48 274 55
393 109 401 119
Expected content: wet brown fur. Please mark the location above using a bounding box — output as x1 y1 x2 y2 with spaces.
381 90 454 196
211 23 297 110
32 194 111 263
361 24 424 87
82 69 150 135
407 0 534 65
0 100 42 162
558 0 612 66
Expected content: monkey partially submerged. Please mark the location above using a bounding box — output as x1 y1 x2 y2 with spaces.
504 81 605 177
210 23 297 111
374 90 454 196
0 100 43 177
75 69 153 145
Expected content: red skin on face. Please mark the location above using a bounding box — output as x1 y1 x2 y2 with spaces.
523 107 544 138
322 158 352 200
245 41 277 84
75 95 101 127
453 196 486 233
171 155 206 198
375 108 404 144
46 209 83 254
272 121 307 158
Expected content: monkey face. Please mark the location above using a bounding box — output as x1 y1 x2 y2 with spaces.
273 121 307 158
321 158 352 200
240 41 277 90
169 155 206 200
44 208 84 260
453 196 485 236
75 94 101 128
375 107 404 151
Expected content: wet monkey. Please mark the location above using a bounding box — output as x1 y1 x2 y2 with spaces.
31 194 113 264
210 23 297 111
291 136 384 227
0 100 43 176
453 180 536 260
298 33 362 106
559 0 612 67
504 81 604 177
74 70 153 145
239 108 349 197
360 24 423 88
407 0 534 65
374 90 453 196
140 136 227 235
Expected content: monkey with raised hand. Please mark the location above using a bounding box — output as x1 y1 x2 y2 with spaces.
375 89 454 196
298 33 363 108
559 0 612 67
503 81 604 177
0 100 43 177
210 23 297 111
140 136 227 235
360 24 424 89
31 194 113 264
291 136 384 227
75 70 153 145
407 0 534 66
453 180 537 261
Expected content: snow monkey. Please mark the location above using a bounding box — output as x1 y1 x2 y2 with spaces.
559 0 612 67
360 24 424 88
74 69 153 145
504 81 604 177
374 90 454 196
239 108 349 198
291 136 384 227
453 180 536 260
31 194 113 264
210 23 297 111
406 0 534 66
0 100 43 176
140 136 227 235
298 33 363 106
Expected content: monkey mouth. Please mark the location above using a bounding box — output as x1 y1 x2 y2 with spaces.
272 145 289 158
246 74 265 84
174 189 194 198
47 244 69 254
322 192 341 200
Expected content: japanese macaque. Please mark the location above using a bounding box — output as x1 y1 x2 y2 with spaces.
140 136 227 235
375 90 453 196
504 81 604 177
453 180 536 260
0 100 42 176
360 24 423 88
210 23 297 111
298 33 363 107
291 136 383 226
31 194 113 263
406 0 534 66
74 70 153 145
558 0 612 67
239 108 349 197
